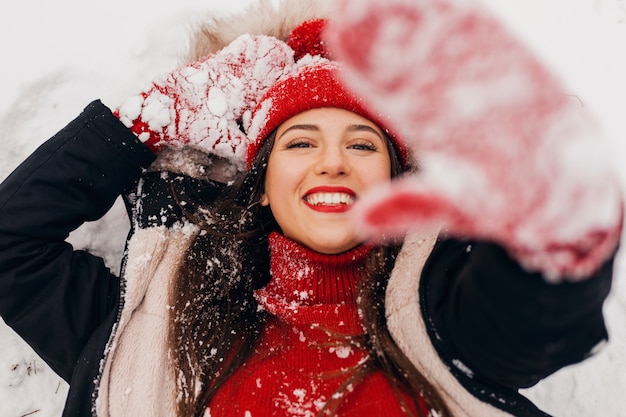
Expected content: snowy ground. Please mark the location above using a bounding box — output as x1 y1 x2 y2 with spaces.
0 0 625 416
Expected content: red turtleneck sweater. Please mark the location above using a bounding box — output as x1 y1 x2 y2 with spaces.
208 232 429 416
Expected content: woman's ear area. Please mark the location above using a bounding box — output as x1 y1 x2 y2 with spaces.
260 193 270 206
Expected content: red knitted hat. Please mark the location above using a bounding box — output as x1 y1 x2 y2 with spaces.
245 20 407 169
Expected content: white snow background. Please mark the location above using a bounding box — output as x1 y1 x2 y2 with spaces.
0 0 625 416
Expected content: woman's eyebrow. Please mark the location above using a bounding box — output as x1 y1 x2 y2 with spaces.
278 123 383 140
347 124 384 139
278 124 319 139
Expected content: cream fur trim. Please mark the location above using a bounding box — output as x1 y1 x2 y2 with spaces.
95 225 198 417
386 232 514 417
185 0 334 62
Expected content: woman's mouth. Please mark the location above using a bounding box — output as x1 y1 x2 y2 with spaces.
304 192 355 206
303 187 356 212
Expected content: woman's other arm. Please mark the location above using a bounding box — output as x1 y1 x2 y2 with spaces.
0 100 155 381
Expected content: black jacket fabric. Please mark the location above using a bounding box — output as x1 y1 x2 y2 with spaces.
0 101 615 416
421 239 613 416
0 101 154 416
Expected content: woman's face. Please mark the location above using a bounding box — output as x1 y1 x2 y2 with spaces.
261 107 392 254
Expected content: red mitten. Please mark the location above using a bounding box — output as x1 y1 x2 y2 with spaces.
325 0 623 281
115 34 295 166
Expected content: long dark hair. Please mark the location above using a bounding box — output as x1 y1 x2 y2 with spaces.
169 131 452 417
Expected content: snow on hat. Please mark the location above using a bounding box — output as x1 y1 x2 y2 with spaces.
245 20 407 169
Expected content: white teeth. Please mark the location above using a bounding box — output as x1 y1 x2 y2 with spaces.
306 192 354 206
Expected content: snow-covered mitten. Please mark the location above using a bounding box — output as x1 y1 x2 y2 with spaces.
325 0 623 281
115 34 295 166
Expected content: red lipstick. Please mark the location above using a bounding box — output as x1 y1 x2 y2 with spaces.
303 186 356 213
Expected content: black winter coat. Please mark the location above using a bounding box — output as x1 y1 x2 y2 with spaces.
0 101 614 417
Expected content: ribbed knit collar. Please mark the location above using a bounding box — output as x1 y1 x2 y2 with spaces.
258 232 372 306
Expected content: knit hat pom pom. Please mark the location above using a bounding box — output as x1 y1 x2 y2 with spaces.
287 19 332 61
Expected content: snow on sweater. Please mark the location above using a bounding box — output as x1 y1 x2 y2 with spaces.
207 232 429 416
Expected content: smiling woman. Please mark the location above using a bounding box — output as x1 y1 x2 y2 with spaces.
167 60 438 416
261 107 392 254
0 2 622 417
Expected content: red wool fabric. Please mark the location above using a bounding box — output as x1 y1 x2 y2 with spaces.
246 63 408 170
207 232 429 416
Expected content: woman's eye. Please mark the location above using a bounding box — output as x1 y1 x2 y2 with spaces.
286 140 312 149
350 141 377 151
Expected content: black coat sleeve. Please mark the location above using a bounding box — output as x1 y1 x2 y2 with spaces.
421 239 614 390
0 100 155 382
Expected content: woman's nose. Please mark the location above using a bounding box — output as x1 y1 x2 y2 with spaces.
314 146 350 176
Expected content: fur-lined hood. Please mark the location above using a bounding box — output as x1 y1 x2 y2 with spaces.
184 0 334 63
